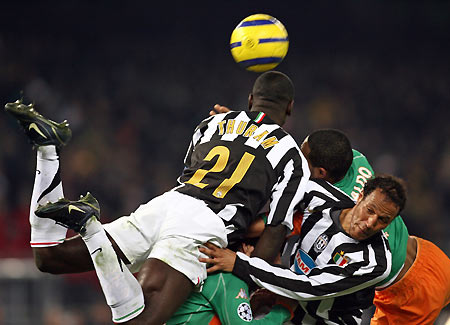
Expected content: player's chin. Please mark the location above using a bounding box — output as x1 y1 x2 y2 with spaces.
353 226 371 241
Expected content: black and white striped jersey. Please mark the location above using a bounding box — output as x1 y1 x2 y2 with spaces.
175 110 310 241
232 179 392 324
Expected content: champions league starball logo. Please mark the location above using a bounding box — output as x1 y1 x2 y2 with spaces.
237 302 253 321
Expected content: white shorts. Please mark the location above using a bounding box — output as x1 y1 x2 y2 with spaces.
103 191 227 287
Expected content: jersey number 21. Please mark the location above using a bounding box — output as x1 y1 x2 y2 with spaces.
185 145 255 199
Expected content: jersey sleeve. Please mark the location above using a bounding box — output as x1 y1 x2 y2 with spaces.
266 141 310 230
232 236 391 302
182 114 216 168
183 112 236 167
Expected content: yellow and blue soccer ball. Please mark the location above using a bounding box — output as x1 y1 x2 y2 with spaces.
230 14 289 72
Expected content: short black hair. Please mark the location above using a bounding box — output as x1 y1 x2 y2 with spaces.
363 175 407 214
307 129 353 182
227 237 259 253
252 71 294 105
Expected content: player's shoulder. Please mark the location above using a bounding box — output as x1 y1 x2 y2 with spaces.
300 179 354 213
351 149 372 167
384 214 408 234
199 110 237 123
351 148 365 158
307 178 353 200
369 228 392 252
347 149 374 176
194 110 237 132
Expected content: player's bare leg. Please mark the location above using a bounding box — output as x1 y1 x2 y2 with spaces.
33 235 92 273
34 233 129 274
126 258 194 325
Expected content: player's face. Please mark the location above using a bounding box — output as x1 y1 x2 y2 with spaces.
347 188 399 241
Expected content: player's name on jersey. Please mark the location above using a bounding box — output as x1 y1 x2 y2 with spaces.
217 119 279 149
350 166 373 200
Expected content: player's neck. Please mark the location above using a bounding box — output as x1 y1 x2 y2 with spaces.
250 106 283 126
339 208 353 234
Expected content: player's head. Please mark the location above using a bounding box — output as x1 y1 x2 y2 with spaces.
361 175 407 214
249 71 294 126
301 129 353 184
228 237 258 256
346 175 407 241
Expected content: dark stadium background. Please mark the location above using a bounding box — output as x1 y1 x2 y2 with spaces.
1 1 449 324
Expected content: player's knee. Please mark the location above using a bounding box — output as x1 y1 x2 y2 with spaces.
140 277 164 298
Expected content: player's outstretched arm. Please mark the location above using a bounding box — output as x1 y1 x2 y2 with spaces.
252 224 288 262
209 104 231 116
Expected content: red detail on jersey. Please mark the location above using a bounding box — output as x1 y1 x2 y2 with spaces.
209 314 221 325
298 261 310 273
339 257 349 266
287 211 304 238
30 241 61 246
254 112 266 123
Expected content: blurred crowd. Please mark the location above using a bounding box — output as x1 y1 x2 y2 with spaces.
1 48 449 259
0 1 449 323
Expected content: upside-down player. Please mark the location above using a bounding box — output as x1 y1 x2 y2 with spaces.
5 71 310 324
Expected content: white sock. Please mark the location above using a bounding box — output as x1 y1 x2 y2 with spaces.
30 146 68 247
81 217 145 323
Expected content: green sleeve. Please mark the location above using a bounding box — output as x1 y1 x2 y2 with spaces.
258 212 268 225
206 273 291 324
253 305 292 324
377 216 409 286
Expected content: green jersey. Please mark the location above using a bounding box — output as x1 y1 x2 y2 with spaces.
334 149 409 286
168 272 291 324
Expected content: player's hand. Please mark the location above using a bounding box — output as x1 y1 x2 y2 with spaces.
199 242 236 273
209 104 231 116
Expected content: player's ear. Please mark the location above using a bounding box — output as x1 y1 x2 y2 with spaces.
248 93 253 109
286 100 294 116
356 192 363 203
317 167 328 178
241 243 255 257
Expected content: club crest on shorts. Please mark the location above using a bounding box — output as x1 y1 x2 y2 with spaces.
314 233 329 253
237 302 253 322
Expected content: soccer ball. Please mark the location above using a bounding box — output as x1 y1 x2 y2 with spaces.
230 14 289 72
